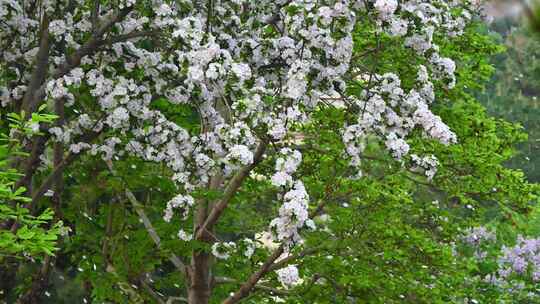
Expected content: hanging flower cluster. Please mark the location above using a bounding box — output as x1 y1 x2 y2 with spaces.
275 264 303 288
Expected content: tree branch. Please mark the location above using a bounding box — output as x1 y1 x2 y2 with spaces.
30 120 105 205
103 30 162 45
139 276 166 304
214 277 290 296
221 197 330 303
222 245 285 304
54 6 133 79
267 246 322 272
16 7 136 202
105 161 188 277
195 142 267 240
91 0 100 34
166 296 188 304
14 132 50 196
21 13 49 115
33 6 134 105
125 189 187 274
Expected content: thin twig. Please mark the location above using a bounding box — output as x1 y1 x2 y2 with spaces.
105 160 188 277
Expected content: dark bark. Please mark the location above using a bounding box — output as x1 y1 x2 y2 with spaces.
1 5 136 302
188 171 224 304
16 256 52 304
20 14 49 116
187 250 213 304
0 15 51 298
13 132 50 195
51 98 65 217
0 257 18 301
17 98 66 304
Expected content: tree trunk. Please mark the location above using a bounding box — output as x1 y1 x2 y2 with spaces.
187 172 222 304
0 258 18 301
17 98 65 304
188 191 213 304
16 256 51 304
187 251 212 304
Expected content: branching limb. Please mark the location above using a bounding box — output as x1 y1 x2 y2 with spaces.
30 129 102 205
268 246 323 272
214 277 291 296
34 6 134 104
103 30 162 45
166 296 188 304
221 196 331 303
21 13 50 115
139 276 166 304
222 245 285 304
91 0 100 33
105 161 188 277
195 141 267 241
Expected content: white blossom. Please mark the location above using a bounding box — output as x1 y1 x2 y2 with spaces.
271 172 293 187
49 20 67 37
211 242 236 260
231 63 251 81
178 229 192 241
374 0 398 20
275 265 302 288
242 238 256 258
164 194 195 222
227 145 253 166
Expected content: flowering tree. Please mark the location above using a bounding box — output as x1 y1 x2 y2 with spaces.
1 0 538 303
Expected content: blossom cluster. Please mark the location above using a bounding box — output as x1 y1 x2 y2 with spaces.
462 228 540 298
342 0 472 176
461 226 496 260
163 194 195 222
275 264 302 288
462 226 496 247
271 149 302 188
411 154 440 181
209 238 257 260
211 242 236 260
497 236 540 282
269 148 312 246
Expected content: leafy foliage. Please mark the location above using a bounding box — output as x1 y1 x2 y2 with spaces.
0 110 62 259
